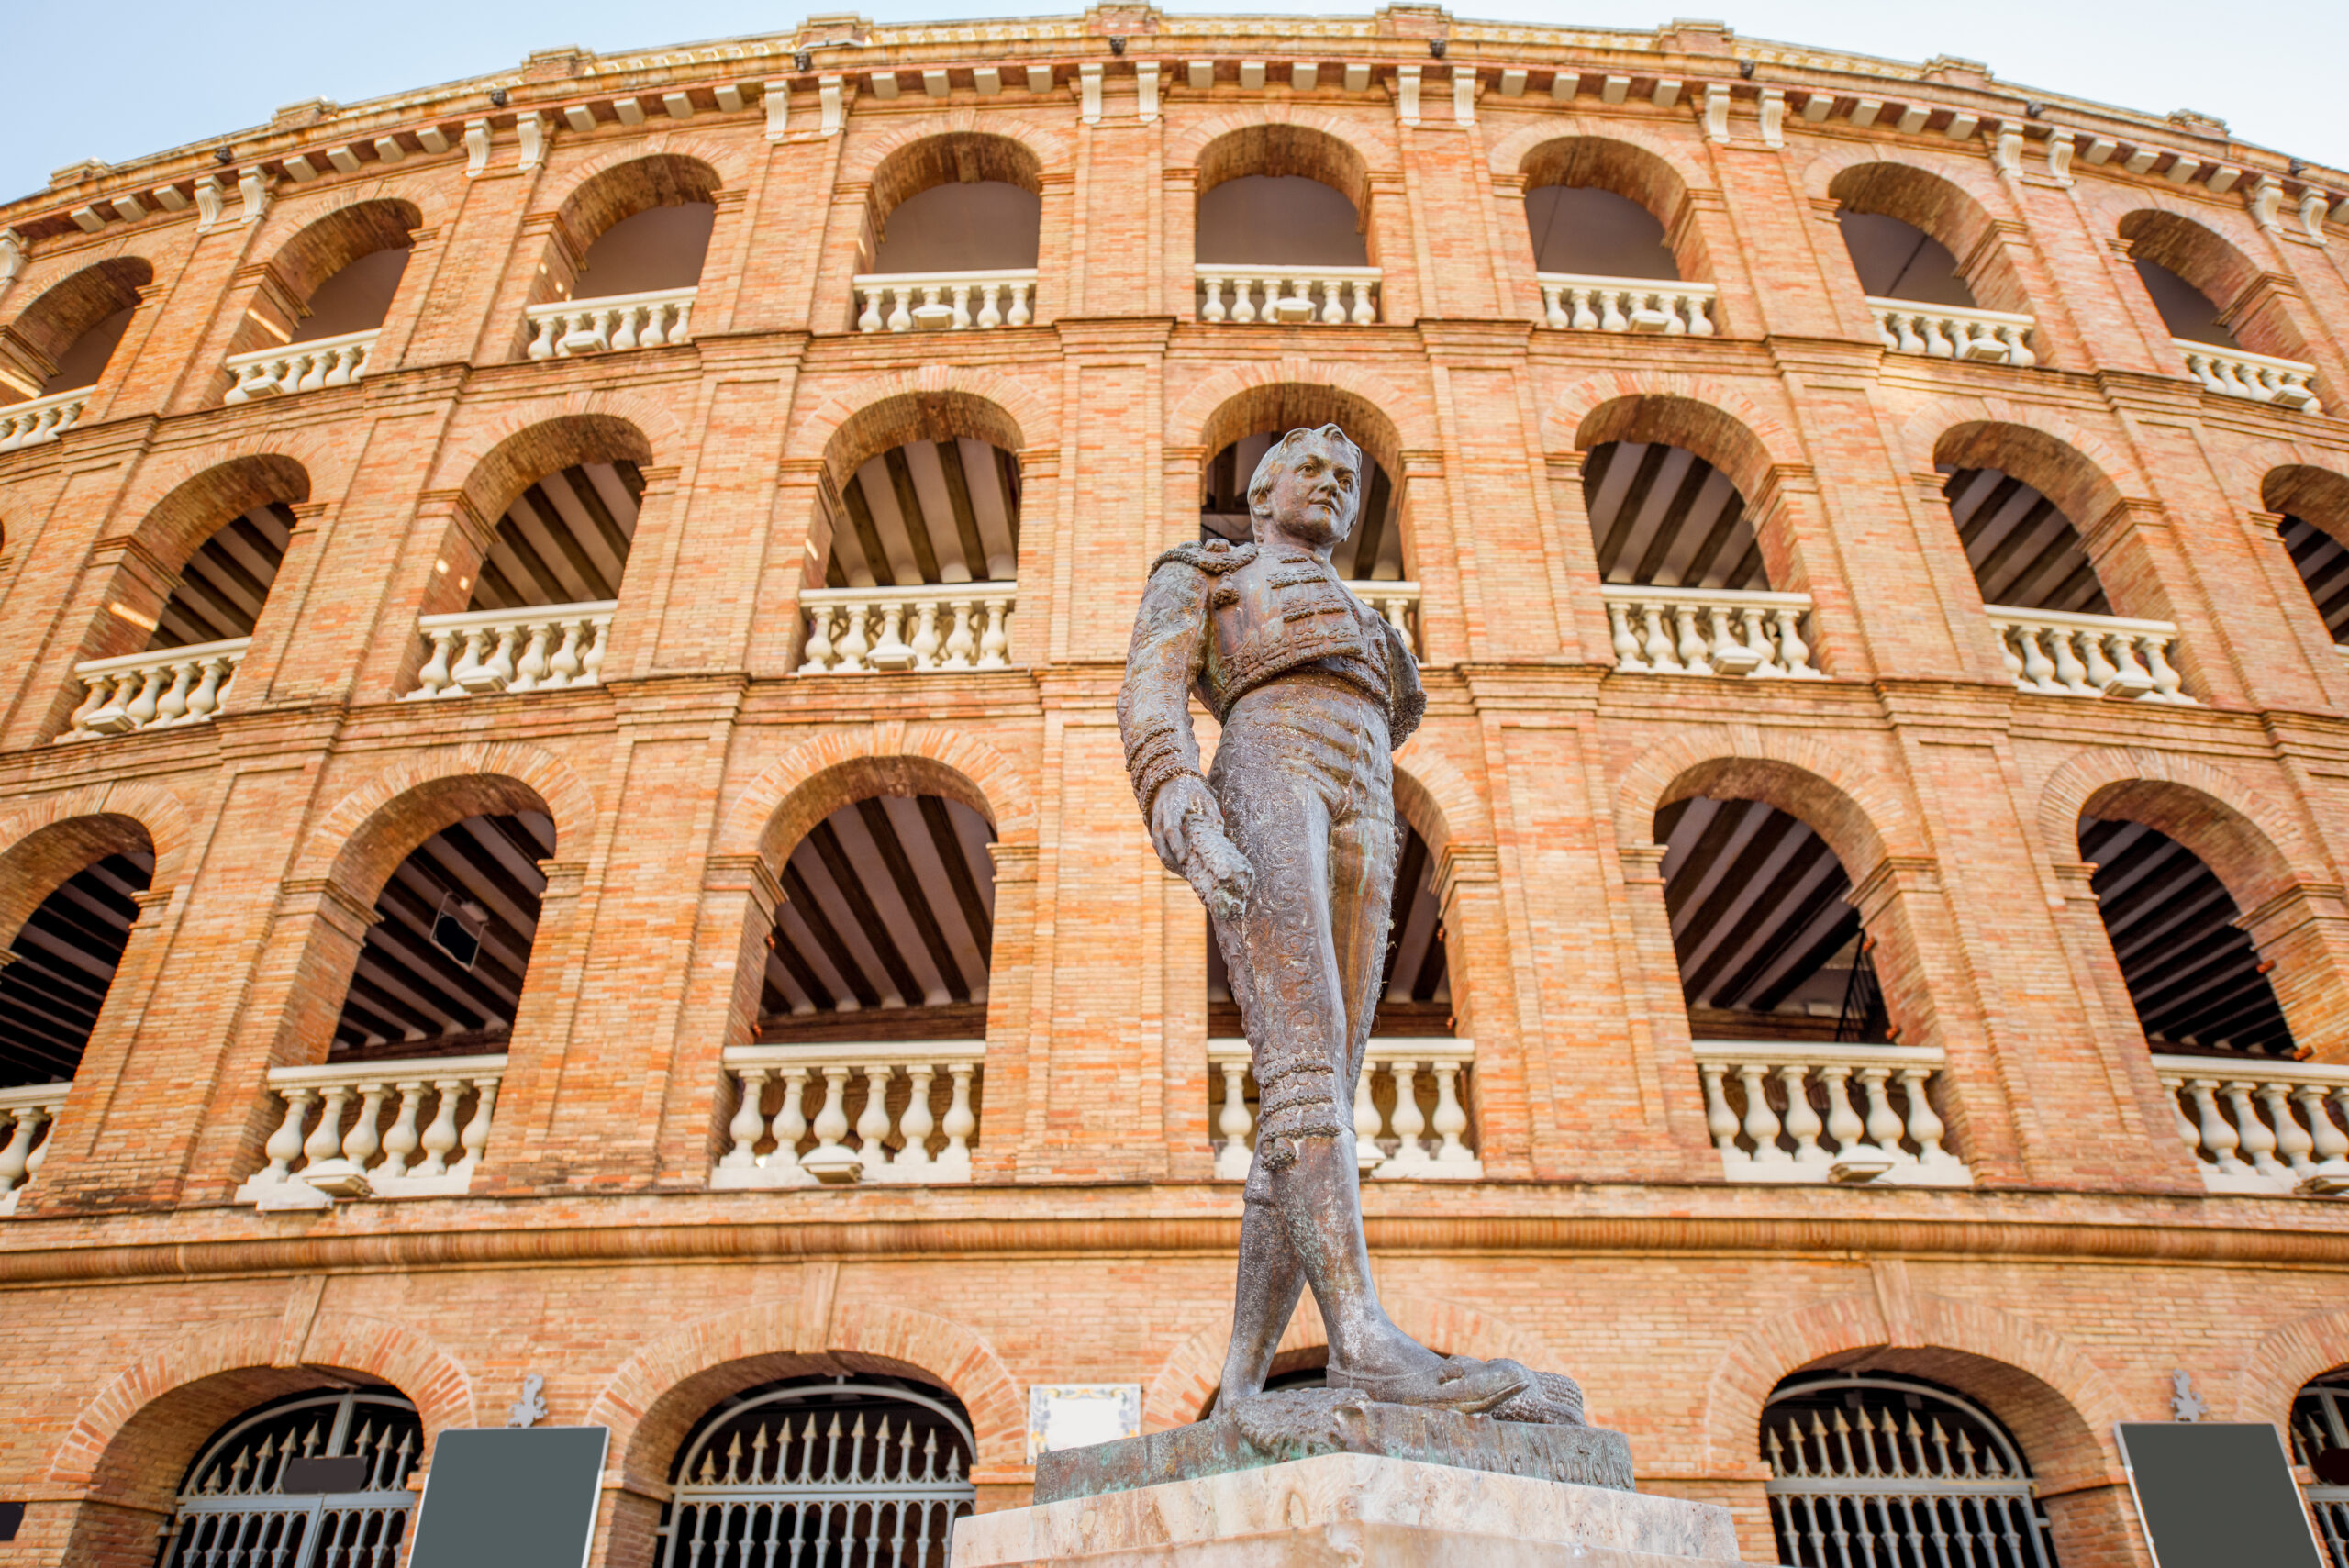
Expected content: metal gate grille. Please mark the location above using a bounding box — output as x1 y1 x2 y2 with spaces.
1764 1374 2059 1568
2291 1375 2349 1568
160 1390 420 1568
655 1378 975 1568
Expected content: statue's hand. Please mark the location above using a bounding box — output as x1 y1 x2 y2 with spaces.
1152 778 1253 923
1150 775 1219 872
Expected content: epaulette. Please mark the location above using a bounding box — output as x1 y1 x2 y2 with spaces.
1150 539 1258 577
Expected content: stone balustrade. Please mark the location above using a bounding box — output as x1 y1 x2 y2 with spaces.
796 584 1015 674
1195 266 1381 326
0 386 92 452
2175 339 2322 413
1344 580 1420 651
1600 585 1821 678
405 601 615 699
524 285 697 360
61 637 249 740
1985 604 2190 704
1208 1038 1481 1181
221 327 380 403
0 1083 69 1216
1866 298 2036 366
853 269 1037 332
235 1055 507 1209
1695 1041 1970 1187
1537 273 1718 336
712 1042 983 1187
2153 1053 2349 1196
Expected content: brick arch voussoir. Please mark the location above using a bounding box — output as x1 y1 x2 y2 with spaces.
1802 141 2009 217
0 242 162 336
1542 373 1796 500
255 177 451 250
1614 725 1920 879
1486 119 1704 195
0 777 195 891
1898 401 2141 524
429 397 675 521
786 362 1052 474
1699 1291 2123 1485
542 140 746 217
2239 1306 2349 1425
1171 105 1395 182
108 449 319 571
46 1311 473 1490
2087 184 2271 272
587 1298 1025 1478
2036 745 2314 914
718 722 1036 871
2261 458 2349 536
1173 358 1432 473
842 111 1071 190
1392 741 1485 862
289 740 597 895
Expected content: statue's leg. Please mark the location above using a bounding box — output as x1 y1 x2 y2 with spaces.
1213 1179 1305 1404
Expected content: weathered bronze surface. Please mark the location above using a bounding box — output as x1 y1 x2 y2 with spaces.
1034 1390 1638 1504
1119 425 1602 1450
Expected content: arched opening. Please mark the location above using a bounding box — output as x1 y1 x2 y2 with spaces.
1839 210 1976 307
1526 187 1677 281
1762 1370 2062 1566
160 1385 423 1568
0 257 150 407
653 1373 975 1568
2118 210 2321 408
1829 164 2035 364
2291 1371 2349 1563
2077 814 2292 1056
1194 126 1376 324
411 421 650 698
524 155 717 359
1939 466 2105 615
1520 139 1711 335
2266 467 2349 649
854 134 1042 333
799 395 1023 675
223 200 417 402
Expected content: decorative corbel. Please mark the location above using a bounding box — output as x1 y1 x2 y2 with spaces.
1397 63 1421 125
1137 61 1159 122
1757 87 1785 148
1452 69 1475 125
1703 83 1732 143
2046 132 2075 185
763 80 790 140
236 166 271 225
463 118 493 179
516 111 547 172
192 176 224 229
1079 61 1102 125
0 228 23 289
1991 125 2023 175
819 75 844 136
2249 175 2283 230
2300 190 2332 246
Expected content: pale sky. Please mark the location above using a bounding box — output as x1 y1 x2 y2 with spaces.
6 0 2340 204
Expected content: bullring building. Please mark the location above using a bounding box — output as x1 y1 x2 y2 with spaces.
1 8 2347 1566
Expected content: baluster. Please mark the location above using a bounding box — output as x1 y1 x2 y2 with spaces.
1920 315 1955 358
1686 292 1715 336
0 1106 50 1194
1659 290 1689 334
885 287 913 333
1700 1064 1742 1158
1873 308 1900 350
833 605 872 673
1353 1061 1386 1175
2164 1079 2200 1151
412 1079 465 1176
1598 288 1630 332
301 1084 352 1176
545 619 587 686
290 350 326 392
939 1062 976 1176
610 305 643 352
1008 282 1032 327
2010 623 2056 690
485 624 522 689
941 600 976 669
1819 1065 1866 1156
857 285 884 333
2101 631 2154 696
949 284 974 329
124 667 166 729
260 1087 317 1184
1230 276 1259 324
2184 1078 2243 1173
1569 286 1598 331
65 672 112 735
1672 605 1712 674
528 315 562 359
2076 630 2121 691
664 295 691 344
1740 604 1782 675
510 620 555 691
1285 274 1317 321
978 595 1012 667
378 1082 426 1177
1319 278 1346 325
1210 1062 1255 1178
411 628 458 698
1736 1063 1787 1162
327 344 362 386
1778 1064 1825 1167
808 1066 856 1173
2046 626 2090 693
770 1065 817 1173
340 1082 388 1174
908 600 941 670
895 1064 938 1173
1542 283 1568 329
2260 1083 2316 1174
976 283 1004 329
1891 311 1927 354
850 1065 892 1173
1773 608 1817 676
1988 620 2026 687
639 302 670 349
1999 324 2035 369
1349 278 1376 325
456 1078 497 1178
868 601 914 670
152 659 196 725
1606 601 1647 672
2223 1080 2285 1176
1639 603 1682 673
801 605 840 673
1898 1068 1950 1164
2141 634 2188 702
1855 1067 1910 1161
1385 1062 1434 1173
2295 1084 2349 1173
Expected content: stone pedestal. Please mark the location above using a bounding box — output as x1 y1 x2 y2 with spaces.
952 1451 1765 1566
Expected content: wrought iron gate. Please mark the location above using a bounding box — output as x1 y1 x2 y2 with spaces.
2292 1374 2349 1568
160 1389 421 1568
1764 1373 2060 1568
654 1378 976 1568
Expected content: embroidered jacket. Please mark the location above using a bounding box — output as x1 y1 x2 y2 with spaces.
1117 536 1427 818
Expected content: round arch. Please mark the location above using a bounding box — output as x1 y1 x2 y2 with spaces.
2243 1306 2349 1425
818 388 1027 495
1573 393 1783 510
718 722 1036 870
121 452 312 579
291 741 593 902
1391 746 1483 869
788 364 1050 488
227 196 422 361
0 780 192 945
0 255 152 397
1515 134 1703 279
1932 418 2130 542
1182 113 1381 209
1193 379 1408 506
1822 155 2028 317
2035 749 2312 917
864 129 1044 228
1615 726 1924 879
2117 208 2264 331
2266 463 2349 542
443 411 656 534
548 152 726 262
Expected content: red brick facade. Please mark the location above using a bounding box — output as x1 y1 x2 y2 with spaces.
1 9 2346 1565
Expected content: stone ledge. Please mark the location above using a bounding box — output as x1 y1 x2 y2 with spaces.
957 1451 1759 1567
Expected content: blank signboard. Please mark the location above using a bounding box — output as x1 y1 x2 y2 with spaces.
407 1427 608 1568
2116 1422 2325 1568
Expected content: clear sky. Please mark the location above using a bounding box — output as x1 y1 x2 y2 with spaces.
6 0 2340 204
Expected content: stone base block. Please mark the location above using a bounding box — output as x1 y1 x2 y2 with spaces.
952 1452 1764 1566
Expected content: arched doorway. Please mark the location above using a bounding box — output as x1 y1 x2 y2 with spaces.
653 1373 975 1568
159 1386 423 1568
1763 1371 2060 1566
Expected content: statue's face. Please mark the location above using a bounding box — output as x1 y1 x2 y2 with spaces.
1255 437 1360 550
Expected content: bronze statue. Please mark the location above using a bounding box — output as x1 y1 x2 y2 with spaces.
1119 424 1583 1423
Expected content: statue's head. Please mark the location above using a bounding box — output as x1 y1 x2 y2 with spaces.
1246 425 1363 550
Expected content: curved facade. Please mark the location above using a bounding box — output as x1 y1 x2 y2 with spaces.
2 9 2347 1565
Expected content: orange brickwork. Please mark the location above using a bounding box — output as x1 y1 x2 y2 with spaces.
0 10 2346 1567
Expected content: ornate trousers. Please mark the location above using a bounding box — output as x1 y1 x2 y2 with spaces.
1207 673 1400 1199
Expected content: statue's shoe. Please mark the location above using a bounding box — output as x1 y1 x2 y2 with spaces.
1325 1353 1532 1413
1490 1368 1588 1426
